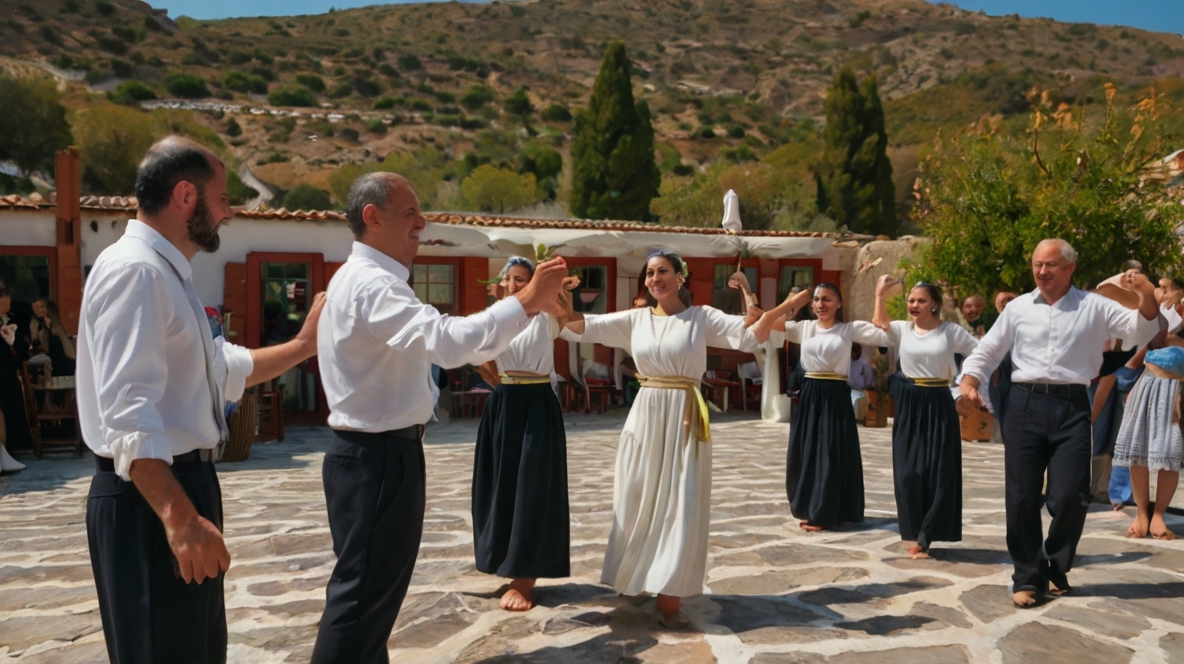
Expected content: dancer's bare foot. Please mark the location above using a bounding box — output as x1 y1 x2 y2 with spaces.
801 523 826 532
1127 513 1150 539
799 520 809 527
499 578 536 611
906 543 931 560
1112 502 1125 511
1012 590 1037 607
1150 514 1177 540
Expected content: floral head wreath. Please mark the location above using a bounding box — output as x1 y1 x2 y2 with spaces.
647 250 689 279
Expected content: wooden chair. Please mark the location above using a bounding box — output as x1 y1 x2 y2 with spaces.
255 379 285 442
702 370 742 413
19 362 82 458
449 368 490 418
737 361 763 411
581 362 618 414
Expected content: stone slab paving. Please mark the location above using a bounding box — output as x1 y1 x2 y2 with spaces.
2 412 1184 663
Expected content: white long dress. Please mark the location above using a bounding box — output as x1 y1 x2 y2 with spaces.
571 306 759 596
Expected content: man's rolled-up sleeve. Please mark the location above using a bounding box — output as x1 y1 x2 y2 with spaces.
213 338 254 403
87 265 174 480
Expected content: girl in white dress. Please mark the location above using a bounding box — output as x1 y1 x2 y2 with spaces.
753 283 888 531
561 250 763 627
872 278 978 558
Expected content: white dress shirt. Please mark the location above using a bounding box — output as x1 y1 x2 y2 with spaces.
319 242 529 432
962 287 1160 387
77 220 254 480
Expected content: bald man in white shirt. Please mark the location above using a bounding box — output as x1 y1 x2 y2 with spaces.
79 137 325 663
312 172 569 664
959 239 1159 608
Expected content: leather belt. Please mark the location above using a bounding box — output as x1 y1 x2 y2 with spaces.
805 372 848 381
94 448 214 472
332 425 426 443
1013 382 1086 398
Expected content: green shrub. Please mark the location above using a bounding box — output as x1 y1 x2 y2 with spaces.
283 183 332 210
374 95 397 109
397 54 422 70
165 74 210 98
541 103 572 122
267 86 318 107
110 79 156 104
222 71 269 94
296 73 325 92
460 84 494 110
366 118 387 134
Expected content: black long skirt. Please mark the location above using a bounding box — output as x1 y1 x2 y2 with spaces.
787 378 864 527
472 382 570 578
892 382 962 550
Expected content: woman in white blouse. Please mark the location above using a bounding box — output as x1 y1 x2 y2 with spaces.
753 283 888 531
561 250 763 627
471 257 574 611
873 277 978 558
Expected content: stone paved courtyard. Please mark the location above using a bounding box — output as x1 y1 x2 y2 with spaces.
2 411 1184 663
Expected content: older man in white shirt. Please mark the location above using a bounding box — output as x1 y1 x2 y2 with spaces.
312 172 568 664
78 137 324 664
959 239 1159 608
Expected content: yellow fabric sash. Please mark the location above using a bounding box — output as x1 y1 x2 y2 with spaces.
499 373 551 385
637 374 711 443
906 376 951 388
805 372 849 382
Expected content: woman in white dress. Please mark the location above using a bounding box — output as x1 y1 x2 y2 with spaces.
471 257 572 611
561 250 763 626
872 277 977 558
753 283 888 531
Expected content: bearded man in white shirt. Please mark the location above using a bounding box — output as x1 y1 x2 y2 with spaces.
958 239 1159 608
78 137 326 663
312 172 568 664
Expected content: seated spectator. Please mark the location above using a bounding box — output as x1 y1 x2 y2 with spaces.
848 344 876 420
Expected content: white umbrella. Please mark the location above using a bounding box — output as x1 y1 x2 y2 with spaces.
721 189 742 232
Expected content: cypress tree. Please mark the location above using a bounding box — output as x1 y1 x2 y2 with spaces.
570 41 660 220
815 67 897 236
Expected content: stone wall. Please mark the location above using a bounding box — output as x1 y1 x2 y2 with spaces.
844 236 929 322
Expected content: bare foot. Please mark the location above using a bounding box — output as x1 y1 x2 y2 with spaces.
799 520 809 527
906 543 931 560
499 578 536 612
1012 590 1037 607
1112 502 1125 511
1127 513 1150 539
801 523 826 532
1150 515 1177 541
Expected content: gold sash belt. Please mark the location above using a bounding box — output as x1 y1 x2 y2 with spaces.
907 376 951 388
805 372 849 382
637 374 711 443
499 373 551 385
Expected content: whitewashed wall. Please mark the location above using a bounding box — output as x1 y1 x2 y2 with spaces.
0 212 56 246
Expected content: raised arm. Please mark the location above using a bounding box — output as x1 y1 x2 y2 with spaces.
751 287 811 344
873 275 896 332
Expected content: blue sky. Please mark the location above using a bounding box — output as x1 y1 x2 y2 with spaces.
150 0 1184 35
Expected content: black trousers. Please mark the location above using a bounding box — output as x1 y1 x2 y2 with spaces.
86 459 226 664
312 430 426 664
1003 385 1092 592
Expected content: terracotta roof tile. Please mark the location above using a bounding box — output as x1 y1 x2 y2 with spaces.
3 195 856 239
